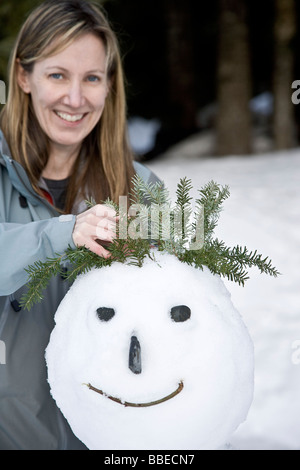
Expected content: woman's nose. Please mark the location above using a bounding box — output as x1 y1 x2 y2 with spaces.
63 80 85 108
129 335 142 374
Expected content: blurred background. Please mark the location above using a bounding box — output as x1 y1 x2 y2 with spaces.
0 0 299 160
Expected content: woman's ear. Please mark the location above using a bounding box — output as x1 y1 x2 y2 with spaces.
16 59 31 94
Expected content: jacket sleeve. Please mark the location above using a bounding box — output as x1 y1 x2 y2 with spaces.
0 215 76 296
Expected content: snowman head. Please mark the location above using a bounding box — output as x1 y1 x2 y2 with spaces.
23 178 278 448
45 251 254 450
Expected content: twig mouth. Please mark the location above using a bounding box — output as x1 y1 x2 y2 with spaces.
83 381 184 407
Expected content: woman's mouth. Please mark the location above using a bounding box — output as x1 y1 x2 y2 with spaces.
55 111 86 123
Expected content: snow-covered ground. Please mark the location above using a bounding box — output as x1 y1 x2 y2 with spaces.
143 132 300 450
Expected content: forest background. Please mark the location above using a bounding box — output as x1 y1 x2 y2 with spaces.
0 0 298 159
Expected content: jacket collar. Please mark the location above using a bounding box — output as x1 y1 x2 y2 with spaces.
0 129 10 166
0 129 11 157
0 129 57 211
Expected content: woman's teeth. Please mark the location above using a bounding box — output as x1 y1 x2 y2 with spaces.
56 111 84 122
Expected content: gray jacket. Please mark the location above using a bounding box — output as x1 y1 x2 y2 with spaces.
0 129 160 449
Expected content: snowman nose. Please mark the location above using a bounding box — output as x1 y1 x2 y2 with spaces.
129 335 142 374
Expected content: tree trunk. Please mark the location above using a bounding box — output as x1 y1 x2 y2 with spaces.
163 0 197 131
273 0 296 150
216 0 252 156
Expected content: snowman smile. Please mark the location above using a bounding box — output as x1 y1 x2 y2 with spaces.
84 381 184 408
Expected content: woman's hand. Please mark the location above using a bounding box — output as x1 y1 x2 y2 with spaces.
72 204 118 258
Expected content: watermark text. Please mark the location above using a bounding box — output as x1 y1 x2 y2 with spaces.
291 339 300 365
291 81 300 104
0 340 6 365
0 80 6 105
113 197 204 250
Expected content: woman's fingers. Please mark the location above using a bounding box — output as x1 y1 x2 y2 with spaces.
88 239 112 258
72 204 118 257
94 204 117 221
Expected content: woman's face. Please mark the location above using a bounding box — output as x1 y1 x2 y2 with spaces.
17 33 110 154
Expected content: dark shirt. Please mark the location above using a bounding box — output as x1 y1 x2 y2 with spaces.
43 177 69 211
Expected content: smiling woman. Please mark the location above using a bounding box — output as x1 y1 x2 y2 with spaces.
16 33 110 180
0 0 160 451
1 0 137 214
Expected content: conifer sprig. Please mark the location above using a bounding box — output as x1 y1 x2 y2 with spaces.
22 255 65 310
20 177 280 310
196 180 230 244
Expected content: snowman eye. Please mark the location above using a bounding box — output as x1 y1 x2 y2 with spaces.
96 307 115 322
170 305 191 322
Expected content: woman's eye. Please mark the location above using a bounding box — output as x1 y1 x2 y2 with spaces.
96 307 115 322
50 73 63 80
87 75 100 82
170 305 191 323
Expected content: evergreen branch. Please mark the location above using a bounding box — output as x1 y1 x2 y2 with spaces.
20 254 66 310
64 246 112 282
102 197 119 214
208 240 280 278
85 197 97 209
183 238 280 286
85 197 119 214
175 177 193 210
21 177 280 310
130 174 169 206
196 181 230 243
173 177 194 247
130 174 146 205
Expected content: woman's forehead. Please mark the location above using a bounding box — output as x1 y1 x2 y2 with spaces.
41 32 107 60
34 33 109 73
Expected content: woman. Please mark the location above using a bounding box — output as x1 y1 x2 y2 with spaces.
0 0 159 449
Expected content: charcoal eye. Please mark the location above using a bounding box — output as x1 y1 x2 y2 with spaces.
170 305 191 322
96 307 115 322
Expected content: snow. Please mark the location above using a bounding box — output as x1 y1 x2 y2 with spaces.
249 91 273 116
145 134 300 450
45 251 254 450
128 117 161 154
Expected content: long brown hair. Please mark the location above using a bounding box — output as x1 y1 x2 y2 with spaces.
0 0 135 212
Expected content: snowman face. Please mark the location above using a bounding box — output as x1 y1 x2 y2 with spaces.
89 305 188 405
46 252 254 450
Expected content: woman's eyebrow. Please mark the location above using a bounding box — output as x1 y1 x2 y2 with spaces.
86 69 106 75
45 66 106 74
45 66 68 72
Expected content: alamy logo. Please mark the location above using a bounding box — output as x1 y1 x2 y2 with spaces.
0 340 6 365
291 81 300 104
0 80 6 104
291 339 300 365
